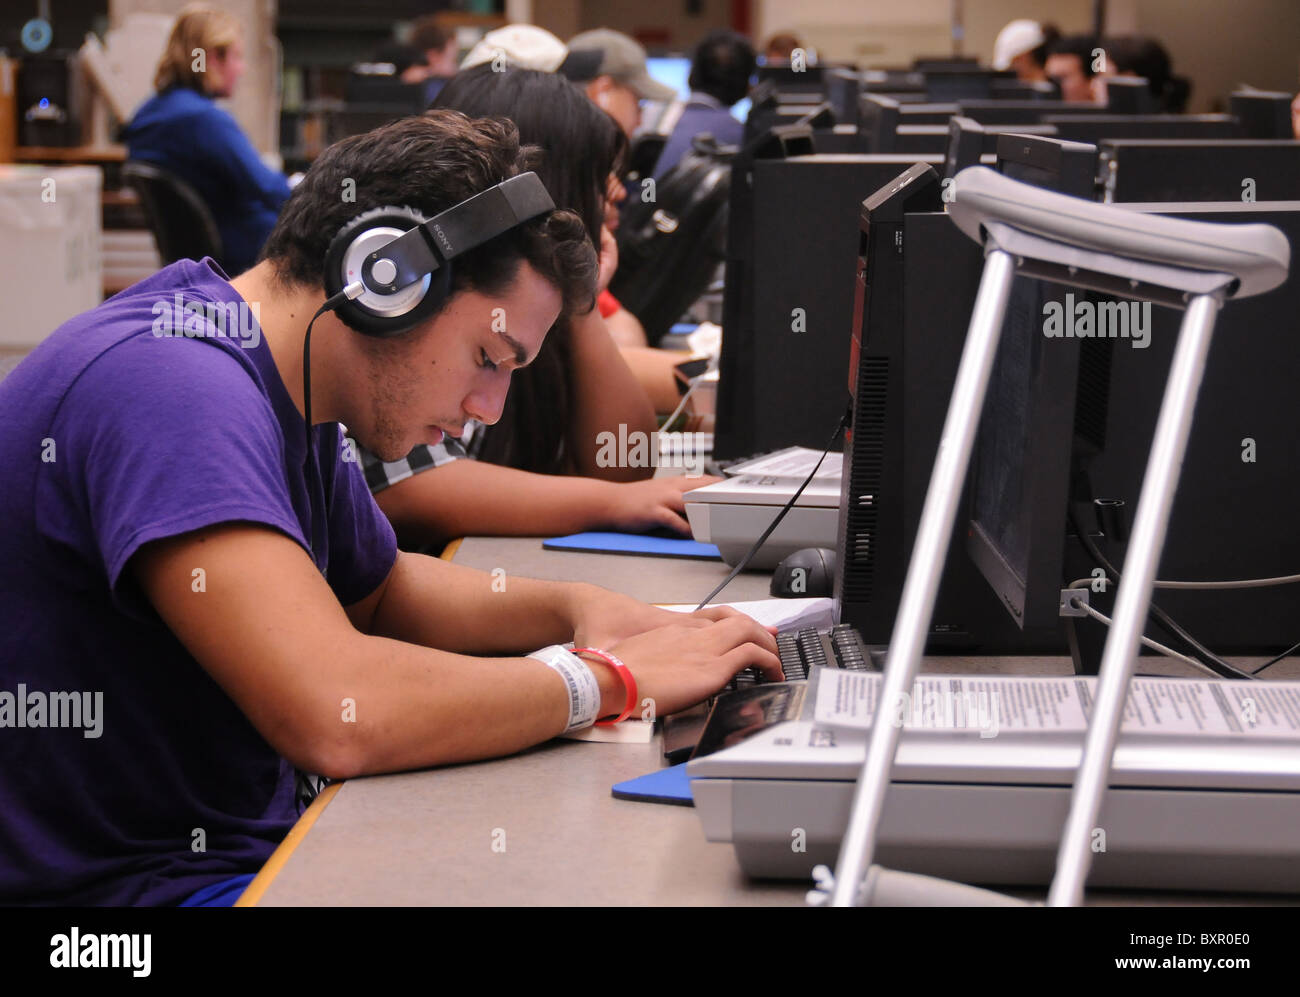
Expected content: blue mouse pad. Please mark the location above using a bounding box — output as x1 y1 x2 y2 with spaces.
543 531 721 561
611 763 695 806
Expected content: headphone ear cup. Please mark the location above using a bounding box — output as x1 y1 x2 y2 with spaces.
324 206 449 337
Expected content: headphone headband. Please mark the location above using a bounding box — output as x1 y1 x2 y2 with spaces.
361 172 556 294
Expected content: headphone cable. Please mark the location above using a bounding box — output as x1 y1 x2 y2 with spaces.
297 283 363 809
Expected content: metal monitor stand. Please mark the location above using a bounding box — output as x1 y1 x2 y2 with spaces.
821 167 1290 907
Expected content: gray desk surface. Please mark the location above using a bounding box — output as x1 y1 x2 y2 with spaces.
250 536 1300 906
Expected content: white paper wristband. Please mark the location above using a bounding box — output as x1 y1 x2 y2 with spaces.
528 645 602 731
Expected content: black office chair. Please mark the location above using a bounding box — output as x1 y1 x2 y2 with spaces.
122 161 223 266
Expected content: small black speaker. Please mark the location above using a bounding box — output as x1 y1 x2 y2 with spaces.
18 52 80 147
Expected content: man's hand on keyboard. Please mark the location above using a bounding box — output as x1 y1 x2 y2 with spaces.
570 585 773 651
591 614 783 718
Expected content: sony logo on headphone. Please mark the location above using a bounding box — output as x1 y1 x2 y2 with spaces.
430 224 454 256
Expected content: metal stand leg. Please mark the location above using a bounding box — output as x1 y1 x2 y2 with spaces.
829 249 1017 906
1047 292 1222 907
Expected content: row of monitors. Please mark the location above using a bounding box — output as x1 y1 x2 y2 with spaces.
740 106 1300 204
714 134 1299 663
748 92 1295 159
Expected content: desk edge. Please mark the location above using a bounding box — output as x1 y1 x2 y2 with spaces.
235 781 343 907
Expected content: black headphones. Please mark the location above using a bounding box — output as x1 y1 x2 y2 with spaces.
322 171 556 337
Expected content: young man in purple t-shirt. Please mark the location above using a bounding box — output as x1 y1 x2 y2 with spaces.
0 111 779 905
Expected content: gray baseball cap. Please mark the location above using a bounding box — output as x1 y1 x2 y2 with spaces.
565 28 677 102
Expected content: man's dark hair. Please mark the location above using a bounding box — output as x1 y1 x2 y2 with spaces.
262 111 597 322
1102 34 1189 112
689 30 757 107
1029 24 1061 69
409 15 453 54
1047 34 1101 78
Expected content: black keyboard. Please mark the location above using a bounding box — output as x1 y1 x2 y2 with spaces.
663 623 882 763
724 623 880 692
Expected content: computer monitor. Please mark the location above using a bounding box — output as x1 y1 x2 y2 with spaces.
1099 139 1300 203
342 74 430 113
944 116 1059 178
645 56 691 99
1230 89 1295 139
964 138 1099 629
794 104 836 131
744 90 825 144
646 54 750 124
861 69 926 97
1104 76 1157 114
791 105 872 155
923 68 1015 102
757 63 826 99
858 98 961 153
912 56 979 71
833 165 1064 651
894 124 962 156
992 132 1099 198
1046 113 1243 144
895 103 961 124
825 68 862 125
989 78 1058 100
811 126 873 155
714 151 945 460
857 94 900 152
956 100 1113 125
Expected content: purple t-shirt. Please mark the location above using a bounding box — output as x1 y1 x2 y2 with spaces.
0 258 397 905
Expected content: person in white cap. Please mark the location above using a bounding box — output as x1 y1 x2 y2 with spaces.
991 19 1058 84
461 23 569 73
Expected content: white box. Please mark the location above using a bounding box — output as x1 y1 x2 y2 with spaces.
0 165 102 348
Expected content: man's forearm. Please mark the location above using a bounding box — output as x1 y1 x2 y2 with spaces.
368 550 594 654
301 637 622 777
375 459 618 548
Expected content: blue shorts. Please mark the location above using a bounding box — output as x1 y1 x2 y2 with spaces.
179 873 256 907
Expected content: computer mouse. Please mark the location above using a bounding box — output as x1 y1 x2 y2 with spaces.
770 547 837 598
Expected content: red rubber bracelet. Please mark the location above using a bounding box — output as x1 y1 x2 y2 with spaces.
573 647 638 725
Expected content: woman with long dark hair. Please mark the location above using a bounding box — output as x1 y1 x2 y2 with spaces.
364 68 714 549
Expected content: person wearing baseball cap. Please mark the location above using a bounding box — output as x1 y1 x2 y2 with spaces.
991 19 1059 83
564 28 677 137
461 23 569 73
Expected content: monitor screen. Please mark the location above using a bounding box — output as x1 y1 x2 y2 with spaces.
645 56 690 99
647 55 751 123
964 138 1097 629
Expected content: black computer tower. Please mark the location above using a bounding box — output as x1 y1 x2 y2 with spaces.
18 52 82 147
